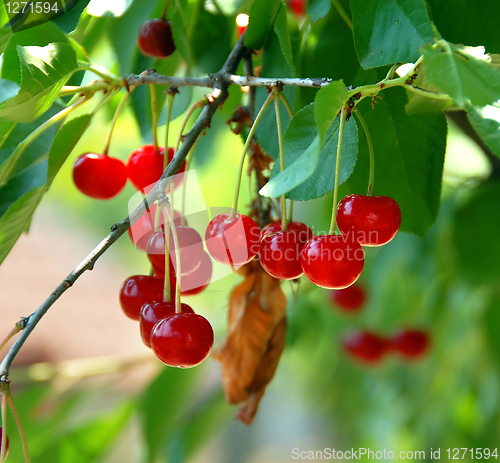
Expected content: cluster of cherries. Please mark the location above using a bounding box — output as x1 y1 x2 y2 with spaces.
72 144 184 200
330 284 430 363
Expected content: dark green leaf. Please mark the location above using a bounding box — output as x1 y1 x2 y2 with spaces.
171 8 192 66
267 102 358 201
244 0 282 50
422 43 500 107
159 86 193 125
452 181 500 284
0 161 47 264
260 135 321 197
274 7 297 76
308 0 331 22
350 0 434 69
47 114 92 185
0 42 77 122
87 0 135 17
315 80 348 144
342 86 447 236
427 0 500 54
140 367 200 463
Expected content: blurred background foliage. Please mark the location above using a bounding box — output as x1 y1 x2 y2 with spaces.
1 0 500 461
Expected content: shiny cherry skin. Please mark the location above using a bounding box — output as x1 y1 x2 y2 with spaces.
180 252 213 296
261 221 313 242
72 153 127 199
137 18 175 58
343 331 390 363
260 230 307 280
146 226 204 276
127 145 185 192
390 329 429 359
139 302 193 348
288 0 306 17
119 275 174 321
0 426 9 459
330 283 367 312
337 194 402 247
205 213 260 266
151 312 214 368
128 204 183 252
300 234 364 289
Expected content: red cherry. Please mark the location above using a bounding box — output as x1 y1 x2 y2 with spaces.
260 230 306 280
128 204 184 252
337 194 402 247
72 153 127 199
139 302 193 348
330 283 367 312
261 221 313 242
137 18 176 58
127 145 185 192
343 331 390 363
288 0 306 17
119 275 173 321
0 426 9 459
146 226 204 276
390 329 429 359
205 213 260 266
180 251 213 296
300 235 364 289
151 312 214 368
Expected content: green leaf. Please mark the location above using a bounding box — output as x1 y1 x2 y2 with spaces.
468 106 500 158
0 161 47 265
171 8 192 66
260 135 321 197
266 102 358 201
422 43 500 107
140 367 200 463
0 43 77 122
342 86 447 236
0 103 61 181
426 0 500 54
350 0 434 69
244 0 282 50
158 86 193 125
308 0 331 22
0 79 18 104
47 114 92 185
274 7 297 76
87 0 135 17
315 80 348 144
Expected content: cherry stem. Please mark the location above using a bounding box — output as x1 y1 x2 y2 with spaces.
1 391 6 463
0 325 21 354
288 199 294 223
0 96 90 185
354 110 375 196
160 195 182 313
331 0 353 30
174 99 204 155
89 88 119 115
150 85 159 154
231 92 274 217
5 391 29 463
180 139 197 226
162 203 171 303
164 91 176 170
102 88 133 156
160 0 171 20
274 90 288 231
328 106 348 235
279 92 293 119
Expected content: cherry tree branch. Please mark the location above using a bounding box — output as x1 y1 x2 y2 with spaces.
0 34 250 381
